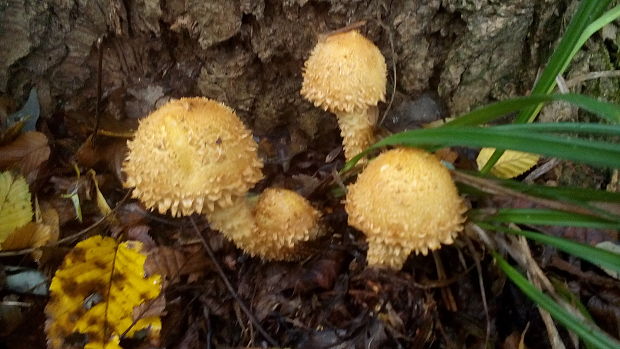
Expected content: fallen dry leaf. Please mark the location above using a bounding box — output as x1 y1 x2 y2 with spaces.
0 131 50 182
1 222 51 251
45 236 162 349
145 246 210 285
0 171 33 243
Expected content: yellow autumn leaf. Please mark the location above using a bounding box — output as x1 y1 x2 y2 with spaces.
45 236 162 349
0 171 33 243
476 148 540 179
1 222 51 251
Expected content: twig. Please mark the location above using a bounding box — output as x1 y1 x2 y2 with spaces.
510 234 566 349
464 237 491 349
451 171 604 218
566 70 620 88
432 251 457 312
321 20 368 40
374 19 397 127
189 217 278 347
92 35 105 146
524 158 560 183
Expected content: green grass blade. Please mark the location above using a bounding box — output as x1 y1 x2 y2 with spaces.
475 208 620 229
481 223 620 273
493 252 620 349
566 5 620 74
343 126 620 171
515 0 610 124
483 175 620 203
444 94 620 127
487 122 620 135
480 0 612 172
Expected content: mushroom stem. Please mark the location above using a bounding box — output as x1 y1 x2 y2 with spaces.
335 107 376 162
366 238 412 270
205 189 322 261
205 196 257 248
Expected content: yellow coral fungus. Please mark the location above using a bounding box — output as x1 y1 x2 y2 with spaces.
301 30 386 162
123 97 263 217
345 148 467 269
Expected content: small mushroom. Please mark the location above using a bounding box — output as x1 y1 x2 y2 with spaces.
345 148 467 269
209 188 322 261
124 98 322 261
301 30 387 162
123 97 264 217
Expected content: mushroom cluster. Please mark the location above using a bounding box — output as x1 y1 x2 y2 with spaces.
345 148 467 269
123 97 321 261
301 30 387 162
123 29 466 267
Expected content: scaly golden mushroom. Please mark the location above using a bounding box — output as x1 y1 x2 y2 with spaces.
301 30 387 162
345 148 467 269
124 98 321 260
210 188 322 261
123 97 264 217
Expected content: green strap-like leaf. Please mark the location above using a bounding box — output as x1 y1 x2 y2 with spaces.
474 208 620 230
481 223 620 274
444 94 620 127
493 252 620 349
343 125 620 171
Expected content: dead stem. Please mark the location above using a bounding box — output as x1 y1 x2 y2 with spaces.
451 171 604 218
432 251 458 312
464 236 491 348
189 216 278 347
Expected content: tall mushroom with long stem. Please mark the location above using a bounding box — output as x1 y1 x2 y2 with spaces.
345 148 467 269
301 30 387 162
123 97 321 261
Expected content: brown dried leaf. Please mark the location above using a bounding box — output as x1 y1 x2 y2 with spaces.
145 246 209 284
133 294 166 320
127 225 156 249
0 131 50 182
1 222 51 251
39 203 60 244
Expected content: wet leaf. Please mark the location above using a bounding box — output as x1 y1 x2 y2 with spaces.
0 120 24 146
145 246 209 285
1 222 51 251
45 236 162 349
477 148 540 178
0 131 50 182
7 88 40 132
4 266 48 295
0 171 32 243
89 170 112 217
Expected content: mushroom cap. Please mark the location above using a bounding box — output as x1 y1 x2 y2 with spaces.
345 148 466 269
301 30 387 114
252 188 322 261
123 97 263 217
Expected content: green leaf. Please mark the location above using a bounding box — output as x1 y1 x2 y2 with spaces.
493 252 620 349
480 0 614 173
475 208 620 230
443 94 620 127
486 176 620 203
343 124 620 171
481 223 620 274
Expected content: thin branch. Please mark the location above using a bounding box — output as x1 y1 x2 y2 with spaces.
189 217 278 347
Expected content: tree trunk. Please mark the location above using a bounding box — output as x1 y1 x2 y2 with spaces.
0 0 589 141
